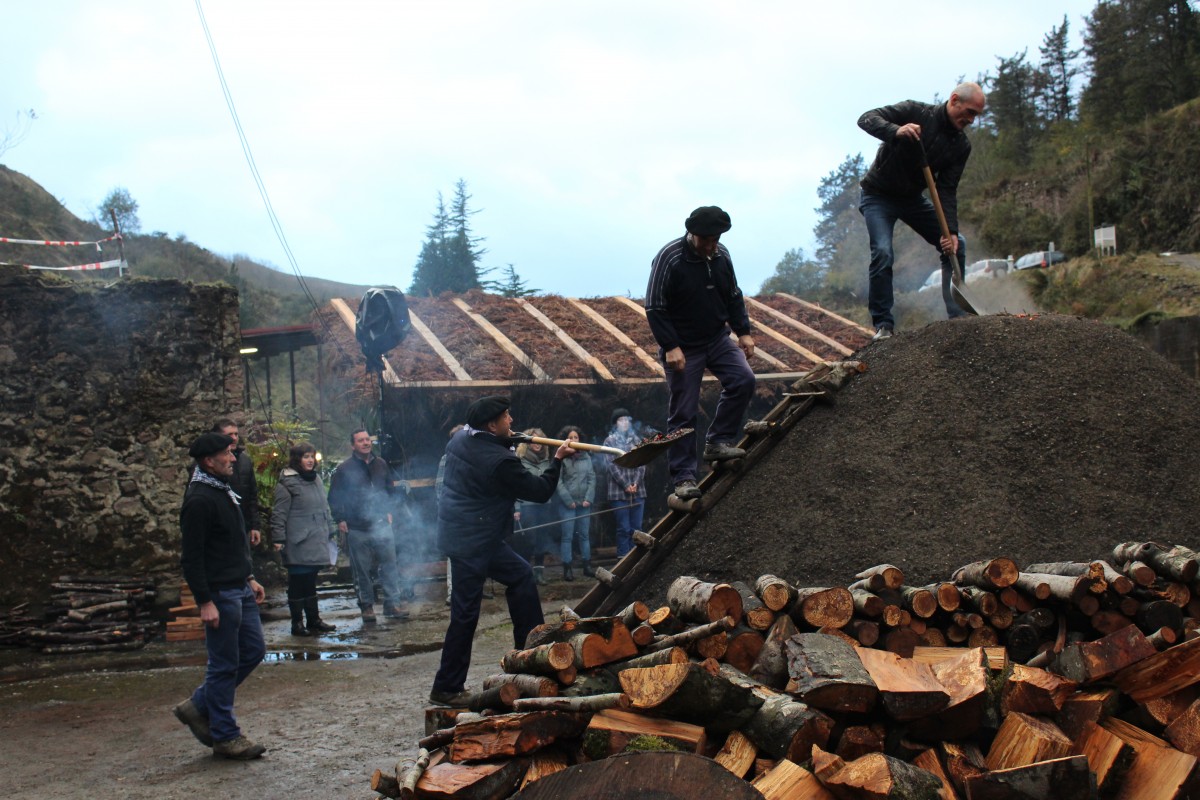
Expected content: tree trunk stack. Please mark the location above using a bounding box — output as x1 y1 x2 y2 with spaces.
369 542 1200 798
0 575 162 653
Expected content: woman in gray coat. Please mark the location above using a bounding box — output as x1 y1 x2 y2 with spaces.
272 442 337 636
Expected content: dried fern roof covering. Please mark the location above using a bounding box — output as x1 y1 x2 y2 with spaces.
323 290 872 386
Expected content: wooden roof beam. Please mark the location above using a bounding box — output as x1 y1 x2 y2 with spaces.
518 299 615 381
407 310 472 381
747 297 856 356
451 297 551 382
773 292 873 336
568 298 663 377
750 319 824 365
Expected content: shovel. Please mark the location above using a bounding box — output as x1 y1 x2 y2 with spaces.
917 141 984 316
511 428 692 468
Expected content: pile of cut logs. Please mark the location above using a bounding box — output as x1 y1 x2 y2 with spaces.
369 541 1200 799
0 575 160 654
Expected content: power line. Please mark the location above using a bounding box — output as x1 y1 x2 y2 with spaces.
193 0 355 367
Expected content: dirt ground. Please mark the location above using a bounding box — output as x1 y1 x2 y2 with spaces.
639 313 1200 603
0 580 589 800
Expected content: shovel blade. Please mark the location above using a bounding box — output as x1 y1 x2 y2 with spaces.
951 280 985 316
612 428 693 468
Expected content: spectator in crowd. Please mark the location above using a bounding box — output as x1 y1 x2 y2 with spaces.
271 442 337 637
515 428 559 585
554 425 596 580
210 418 262 546
328 429 407 624
430 396 573 707
603 408 647 557
174 431 267 760
645 206 755 500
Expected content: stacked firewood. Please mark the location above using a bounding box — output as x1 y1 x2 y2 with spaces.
369 541 1200 799
0 575 161 654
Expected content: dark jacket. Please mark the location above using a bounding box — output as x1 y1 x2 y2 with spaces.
328 453 394 530
231 448 260 533
180 479 252 605
271 468 335 567
858 99 972 233
645 236 751 352
437 428 563 559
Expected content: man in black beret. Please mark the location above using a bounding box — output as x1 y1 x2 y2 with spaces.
173 432 267 760
429 396 575 706
645 206 756 501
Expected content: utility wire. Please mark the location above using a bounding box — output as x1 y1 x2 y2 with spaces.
194 0 355 368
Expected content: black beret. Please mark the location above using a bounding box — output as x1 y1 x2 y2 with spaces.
466 395 511 429
685 206 732 236
189 432 234 460
611 407 632 424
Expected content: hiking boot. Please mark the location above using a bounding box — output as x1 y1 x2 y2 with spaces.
428 688 474 707
360 605 377 625
563 563 575 582
288 599 310 636
872 325 893 341
383 604 410 620
173 698 213 747
212 734 266 760
581 560 595 578
674 480 702 500
703 442 745 461
290 621 312 636
304 597 336 632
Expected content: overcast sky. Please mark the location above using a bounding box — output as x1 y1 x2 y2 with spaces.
3 1 1098 298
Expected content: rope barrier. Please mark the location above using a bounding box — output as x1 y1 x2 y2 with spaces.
0 233 122 247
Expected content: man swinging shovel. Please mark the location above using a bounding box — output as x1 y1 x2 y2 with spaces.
857 81 987 339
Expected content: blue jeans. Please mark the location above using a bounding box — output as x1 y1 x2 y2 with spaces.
190 584 266 743
612 497 645 558
346 522 401 608
432 543 544 693
859 189 968 330
557 501 591 564
665 334 755 484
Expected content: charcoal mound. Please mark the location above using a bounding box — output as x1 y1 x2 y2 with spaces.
638 313 1200 602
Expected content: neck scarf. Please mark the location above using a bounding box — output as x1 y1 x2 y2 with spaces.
190 466 242 507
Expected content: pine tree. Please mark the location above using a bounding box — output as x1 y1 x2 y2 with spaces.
985 51 1041 164
488 264 537 298
409 181 488 295
408 194 452 296
1037 16 1081 123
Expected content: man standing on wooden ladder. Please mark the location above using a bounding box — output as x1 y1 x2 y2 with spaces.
858 82 986 340
646 205 756 501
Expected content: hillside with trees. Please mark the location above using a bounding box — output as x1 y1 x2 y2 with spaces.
763 0 1200 324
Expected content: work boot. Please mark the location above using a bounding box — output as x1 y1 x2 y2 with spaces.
428 688 474 707
674 480 702 500
360 605 377 625
533 566 546 585
581 560 595 578
383 603 410 620
702 442 746 461
288 599 311 637
212 734 266 760
173 698 213 747
563 563 575 582
872 325 893 341
304 597 336 633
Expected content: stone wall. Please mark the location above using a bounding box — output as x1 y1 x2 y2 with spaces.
0 268 244 605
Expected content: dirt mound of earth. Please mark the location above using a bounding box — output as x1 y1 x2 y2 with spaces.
638 313 1200 602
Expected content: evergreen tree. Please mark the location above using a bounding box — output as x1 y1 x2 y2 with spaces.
984 51 1041 164
760 249 824 296
488 264 537 297
409 180 487 295
1037 16 1081 123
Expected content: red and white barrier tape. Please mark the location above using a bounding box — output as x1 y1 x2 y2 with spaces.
0 233 122 247
24 259 125 272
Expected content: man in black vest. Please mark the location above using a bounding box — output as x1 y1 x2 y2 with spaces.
429 396 574 706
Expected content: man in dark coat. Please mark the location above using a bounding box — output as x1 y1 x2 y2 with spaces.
429 396 575 706
212 418 261 546
645 205 756 501
857 82 987 339
173 431 267 760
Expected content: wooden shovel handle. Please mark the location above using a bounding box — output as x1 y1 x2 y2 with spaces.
921 165 963 285
527 435 625 459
